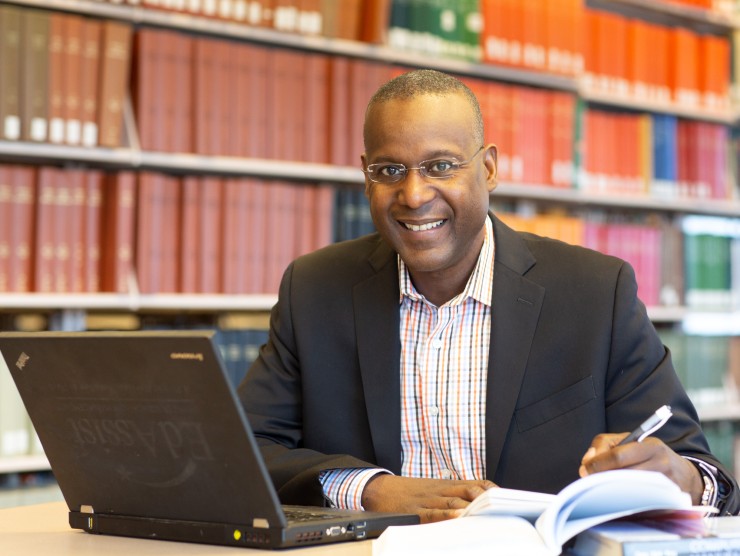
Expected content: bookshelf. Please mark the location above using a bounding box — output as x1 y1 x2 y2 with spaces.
0 0 739 475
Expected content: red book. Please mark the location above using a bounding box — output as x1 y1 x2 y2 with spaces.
66 169 87 293
247 179 268 293
198 176 222 293
80 18 101 147
313 183 334 249
266 48 294 160
212 39 231 156
328 56 351 166
302 52 329 162
98 20 133 147
179 175 200 293
100 171 136 293
294 184 315 257
0 167 11 291
83 170 102 292
160 174 181 293
163 29 193 154
48 13 66 144
549 91 575 188
52 171 73 292
221 178 250 294
247 42 269 159
263 181 297 294
8 166 35 292
193 37 218 155
33 168 58 293
63 15 84 146
229 40 248 158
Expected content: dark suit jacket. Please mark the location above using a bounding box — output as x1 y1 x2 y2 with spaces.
239 215 739 514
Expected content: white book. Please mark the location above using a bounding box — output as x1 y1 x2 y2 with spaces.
374 469 711 556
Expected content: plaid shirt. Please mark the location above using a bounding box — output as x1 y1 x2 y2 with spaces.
320 219 494 508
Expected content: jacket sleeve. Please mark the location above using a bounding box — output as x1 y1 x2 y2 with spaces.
237 261 378 506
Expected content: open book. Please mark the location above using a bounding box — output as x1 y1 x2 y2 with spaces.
374 469 712 556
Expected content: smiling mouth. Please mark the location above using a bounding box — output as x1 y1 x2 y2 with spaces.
401 219 446 232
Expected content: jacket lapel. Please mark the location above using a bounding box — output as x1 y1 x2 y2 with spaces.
486 216 544 479
353 240 403 473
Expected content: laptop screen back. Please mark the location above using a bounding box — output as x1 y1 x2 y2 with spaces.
0 331 286 527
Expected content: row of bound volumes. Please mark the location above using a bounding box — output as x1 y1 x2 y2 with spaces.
582 6 730 110
5 8 737 204
497 210 740 310
0 324 269 459
100 0 391 43
0 165 333 295
579 109 731 200
0 6 132 147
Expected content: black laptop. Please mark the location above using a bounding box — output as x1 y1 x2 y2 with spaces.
0 330 418 548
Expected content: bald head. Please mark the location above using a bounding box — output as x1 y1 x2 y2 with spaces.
364 69 484 148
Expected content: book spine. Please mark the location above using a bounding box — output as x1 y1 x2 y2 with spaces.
98 20 133 148
21 9 50 142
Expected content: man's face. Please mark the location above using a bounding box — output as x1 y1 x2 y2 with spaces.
362 93 497 282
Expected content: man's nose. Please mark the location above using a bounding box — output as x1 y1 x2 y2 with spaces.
397 168 435 208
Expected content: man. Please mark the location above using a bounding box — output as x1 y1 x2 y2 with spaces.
238 69 738 522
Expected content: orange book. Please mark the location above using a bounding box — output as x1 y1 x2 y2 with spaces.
48 13 66 144
63 15 84 146
299 0 322 35
545 0 567 75
98 20 133 147
0 6 22 141
21 9 49 142
669 27 700 107
699 34 730 111
521 0 546 71
627 19 651 99
100 171 136 293
336 0 362 41
80 18 101 147
273 0 299 33
481 0 505 65
83 170 102 292
360 0 391 43
501 0 523 67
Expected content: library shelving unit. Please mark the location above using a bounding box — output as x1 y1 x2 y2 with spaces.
1 0 739 475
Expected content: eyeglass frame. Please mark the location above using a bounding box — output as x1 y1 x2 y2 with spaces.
362 145 486 184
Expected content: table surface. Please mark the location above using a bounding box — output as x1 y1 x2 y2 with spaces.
0 501 373 555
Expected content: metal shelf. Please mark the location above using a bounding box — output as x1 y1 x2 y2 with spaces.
0 455 50 474
0 293 278 312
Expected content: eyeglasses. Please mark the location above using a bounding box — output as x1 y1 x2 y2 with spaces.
363 146 485 185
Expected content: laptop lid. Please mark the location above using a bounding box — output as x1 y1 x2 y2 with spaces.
0 330 290 527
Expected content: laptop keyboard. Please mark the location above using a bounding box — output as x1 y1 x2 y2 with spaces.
283 507 352 522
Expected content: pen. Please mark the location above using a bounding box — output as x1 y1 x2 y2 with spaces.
617 405 673 445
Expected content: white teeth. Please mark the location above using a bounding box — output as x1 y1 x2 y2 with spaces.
403 220 444 232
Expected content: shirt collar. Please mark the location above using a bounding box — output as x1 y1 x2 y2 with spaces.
398 217 495 307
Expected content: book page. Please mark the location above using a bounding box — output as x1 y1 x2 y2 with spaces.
460 487 556 521
535 469 695 553
373 515 554 556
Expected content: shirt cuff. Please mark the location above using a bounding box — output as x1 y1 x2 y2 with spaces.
318 468 391 510
683 456 719 511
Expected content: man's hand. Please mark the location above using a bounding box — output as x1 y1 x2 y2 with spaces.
579 433 704 504
361 474 496 523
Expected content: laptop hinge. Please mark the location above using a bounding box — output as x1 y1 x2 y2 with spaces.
252 518 269 529
80 505 94 514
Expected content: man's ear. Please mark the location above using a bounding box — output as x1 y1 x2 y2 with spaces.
361 153 371 197
484 144 498 192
